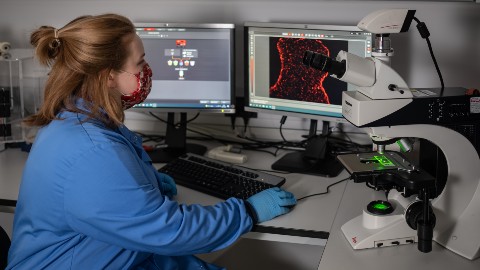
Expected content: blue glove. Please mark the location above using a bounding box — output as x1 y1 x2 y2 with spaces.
246 187 297 223
157 173 177 198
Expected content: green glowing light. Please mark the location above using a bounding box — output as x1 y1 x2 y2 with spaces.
367 200 394 215
373 155 395 167
373 203 390 210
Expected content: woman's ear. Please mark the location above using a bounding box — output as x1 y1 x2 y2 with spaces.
107 71 116 88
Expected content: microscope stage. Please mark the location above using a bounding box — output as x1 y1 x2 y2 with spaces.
337 151 414 174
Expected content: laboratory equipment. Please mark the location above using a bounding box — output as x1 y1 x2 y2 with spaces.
206 145 248 164
158 153 285 200
244 22 372 177
1 49 41 146
304 9 480 260
132 23 236 162
0 41 11 60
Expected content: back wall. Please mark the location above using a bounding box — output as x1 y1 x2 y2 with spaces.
1 0 479 91
1 0 479 137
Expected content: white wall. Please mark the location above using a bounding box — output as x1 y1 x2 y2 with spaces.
1 0 479 89
1 0 479 138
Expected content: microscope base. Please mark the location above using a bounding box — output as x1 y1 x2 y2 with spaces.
342 210 417 250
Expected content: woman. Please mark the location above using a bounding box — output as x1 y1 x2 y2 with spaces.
7 14 296 269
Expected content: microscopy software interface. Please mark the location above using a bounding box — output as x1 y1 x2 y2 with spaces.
247 24 372 118
135 25 234 111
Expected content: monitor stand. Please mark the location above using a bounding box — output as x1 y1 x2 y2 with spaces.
147 112 207 163
271 120 344 177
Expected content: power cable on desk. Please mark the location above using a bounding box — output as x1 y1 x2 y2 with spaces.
297 176 351 201
275 116 369 155
328 138 372 156
134 131 164 143
146 112 289 151
185 127 225 144
136 128 287 156
148 111 200 127
147 111 222 142
146 110 362 153
236 135 286 156
138 113 370 157
147 112 229 146
329 129 373 153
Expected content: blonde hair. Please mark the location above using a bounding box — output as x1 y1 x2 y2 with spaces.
25 13 136 128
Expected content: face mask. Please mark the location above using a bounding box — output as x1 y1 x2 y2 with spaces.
120 63 153 110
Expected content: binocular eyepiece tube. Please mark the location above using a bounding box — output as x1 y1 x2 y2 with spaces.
303 50 347 78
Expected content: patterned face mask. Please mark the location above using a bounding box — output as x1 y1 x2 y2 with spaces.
120 63 152 110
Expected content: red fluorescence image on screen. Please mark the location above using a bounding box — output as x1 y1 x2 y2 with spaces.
269 37 347 105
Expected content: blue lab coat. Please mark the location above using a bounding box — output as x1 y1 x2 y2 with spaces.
7 100 253 269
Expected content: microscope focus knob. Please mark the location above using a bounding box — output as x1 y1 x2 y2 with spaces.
406 200 437 253
405 200 436 230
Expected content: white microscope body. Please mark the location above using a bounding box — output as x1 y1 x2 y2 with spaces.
305 9 480 260
340 123 480 260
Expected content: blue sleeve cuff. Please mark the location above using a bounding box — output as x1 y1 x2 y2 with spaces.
244 200 259 224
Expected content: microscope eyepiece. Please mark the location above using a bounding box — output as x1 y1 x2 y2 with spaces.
303 50 347 78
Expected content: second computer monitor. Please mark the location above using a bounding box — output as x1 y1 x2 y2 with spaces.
245 22 372 176
245 22 372 121
134 23 235 113
133 23 236 162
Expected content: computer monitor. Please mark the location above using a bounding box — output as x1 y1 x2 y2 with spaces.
134 23 235 162
245 22 372 176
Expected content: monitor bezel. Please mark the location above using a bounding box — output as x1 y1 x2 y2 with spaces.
244 22 371 123
132 22 236 114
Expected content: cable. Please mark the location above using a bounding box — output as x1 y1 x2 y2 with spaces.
140 112 369 158
279 116 288 142
229 115 236 131
134 131 164 142
148 111 200 128
185 127 227 145
297 176 350 201
242 116 250 134
332 130 359 152
413 16 445 96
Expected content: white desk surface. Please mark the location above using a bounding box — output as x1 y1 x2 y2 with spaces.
153 148 350 246
1 147 479 269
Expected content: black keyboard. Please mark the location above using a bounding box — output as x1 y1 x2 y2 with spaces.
158 153 286 200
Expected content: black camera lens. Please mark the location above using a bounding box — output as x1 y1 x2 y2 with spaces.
303 50 346 78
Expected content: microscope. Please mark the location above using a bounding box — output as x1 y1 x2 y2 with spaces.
304 9 480 260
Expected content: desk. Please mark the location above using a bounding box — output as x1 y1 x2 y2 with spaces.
152 149 349 246
1 147 479 270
